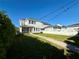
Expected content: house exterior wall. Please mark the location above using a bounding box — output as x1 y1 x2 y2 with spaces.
20 20 28 26
20 19 44 28
19 19 48 33
44 27 53 31
31 27 42 33
43 27 79 36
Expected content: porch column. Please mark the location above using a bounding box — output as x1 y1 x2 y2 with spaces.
32 27 34 33
19 27 22 33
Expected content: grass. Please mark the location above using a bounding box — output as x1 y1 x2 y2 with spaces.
25 33 70 56
25 34 79 59
24 33 63 49
6 34 66 59
35 33 70 41
33 33 78 55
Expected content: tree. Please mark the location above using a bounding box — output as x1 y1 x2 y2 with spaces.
0 11 16 59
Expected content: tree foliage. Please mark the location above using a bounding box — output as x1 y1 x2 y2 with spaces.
0 11 16 59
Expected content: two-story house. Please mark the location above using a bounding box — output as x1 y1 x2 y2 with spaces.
19 18 51 33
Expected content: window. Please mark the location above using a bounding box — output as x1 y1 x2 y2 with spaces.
32 21 33 24
33 21 36 24
29 20 31 24
34 28 36 31
36 28 38 31
29 20 36 24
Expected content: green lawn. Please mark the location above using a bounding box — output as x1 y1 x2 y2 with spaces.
24 33 76 56
25 33 67 50
35 33 70 41
24 33 63 49
7 34 67 59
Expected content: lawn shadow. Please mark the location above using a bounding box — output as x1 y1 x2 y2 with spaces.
6 34 66 59
64 32 79 59
64 31 79 47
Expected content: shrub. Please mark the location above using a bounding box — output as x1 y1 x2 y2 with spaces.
0 11 16 59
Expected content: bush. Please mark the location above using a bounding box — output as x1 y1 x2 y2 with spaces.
0 11 16 59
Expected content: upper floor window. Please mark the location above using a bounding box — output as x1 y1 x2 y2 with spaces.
29 20 36 24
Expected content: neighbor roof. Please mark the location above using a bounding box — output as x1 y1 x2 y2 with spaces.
67 23 79 27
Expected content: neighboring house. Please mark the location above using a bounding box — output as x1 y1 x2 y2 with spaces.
43 24 79 36
67 23 79 32
19 18 51 33
44 26 53 32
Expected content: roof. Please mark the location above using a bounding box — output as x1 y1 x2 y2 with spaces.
27 18 40 22
67 23 79 27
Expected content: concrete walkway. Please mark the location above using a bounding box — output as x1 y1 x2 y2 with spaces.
30 33 79 53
